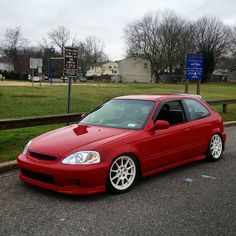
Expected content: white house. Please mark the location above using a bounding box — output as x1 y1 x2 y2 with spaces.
228 66 236 83
86 61 119 77
0 62 14 72
118 57 151 83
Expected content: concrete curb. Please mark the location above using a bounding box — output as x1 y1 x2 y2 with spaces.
1 121 236 174
0 160 17 174
224 121 236 127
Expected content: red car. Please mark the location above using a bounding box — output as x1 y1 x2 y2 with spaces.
17 94 226 195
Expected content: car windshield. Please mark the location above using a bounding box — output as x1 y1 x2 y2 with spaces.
80 99 155 130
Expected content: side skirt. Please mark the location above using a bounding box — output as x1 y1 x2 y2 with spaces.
142 155 206 178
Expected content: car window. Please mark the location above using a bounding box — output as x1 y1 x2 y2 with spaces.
184 98 210 121
156 101 185 125
80 99 155 130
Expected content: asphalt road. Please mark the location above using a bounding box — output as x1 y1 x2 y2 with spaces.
0 127 235 236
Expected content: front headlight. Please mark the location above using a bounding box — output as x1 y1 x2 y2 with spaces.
22 140 32 155
62 151 100 165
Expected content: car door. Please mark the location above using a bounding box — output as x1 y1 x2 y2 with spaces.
138 100 194 172
182 98 213 157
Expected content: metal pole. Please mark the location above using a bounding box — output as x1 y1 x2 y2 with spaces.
67 77 72 114
32 68 34 86
197 79 201 95
185 79 189 94
50 60 53 85
48 58 50 83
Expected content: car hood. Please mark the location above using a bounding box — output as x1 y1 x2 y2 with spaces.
29 124 135 158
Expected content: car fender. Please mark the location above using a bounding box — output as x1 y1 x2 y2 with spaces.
101 144 142 171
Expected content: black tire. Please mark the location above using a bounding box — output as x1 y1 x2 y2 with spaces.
106 155 138 194
207 134 223 161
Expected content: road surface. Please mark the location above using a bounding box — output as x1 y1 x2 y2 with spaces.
0 127 235 236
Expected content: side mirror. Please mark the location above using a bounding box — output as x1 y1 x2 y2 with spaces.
154 120 170 130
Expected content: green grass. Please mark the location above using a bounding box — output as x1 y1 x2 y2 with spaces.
0 82 236 162
0 125 62 162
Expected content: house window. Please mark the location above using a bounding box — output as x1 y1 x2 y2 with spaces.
144 63 148 68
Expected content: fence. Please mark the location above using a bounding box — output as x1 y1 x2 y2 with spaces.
0 99 236 131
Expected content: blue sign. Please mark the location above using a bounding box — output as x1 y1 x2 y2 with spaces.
186 54 203 80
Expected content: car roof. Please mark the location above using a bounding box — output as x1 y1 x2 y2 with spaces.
114 94 202 102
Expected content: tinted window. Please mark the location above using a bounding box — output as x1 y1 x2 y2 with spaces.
156 101 185 125
184 99 210 121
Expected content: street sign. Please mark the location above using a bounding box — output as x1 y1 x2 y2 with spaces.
186 54 203 80
64 47 78 77
30 58 43 69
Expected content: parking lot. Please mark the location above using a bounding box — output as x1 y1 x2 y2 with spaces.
0 127 235 236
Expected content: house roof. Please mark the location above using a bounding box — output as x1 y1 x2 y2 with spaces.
118 56 150 63
89 61 118 67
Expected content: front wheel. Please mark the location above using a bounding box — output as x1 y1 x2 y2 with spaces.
207 134 223 161
107 155 138 194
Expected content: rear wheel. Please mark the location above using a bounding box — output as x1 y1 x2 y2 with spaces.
207 134 223 161
107 155 137 194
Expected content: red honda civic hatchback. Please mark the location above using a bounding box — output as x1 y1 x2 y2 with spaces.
17 94 226 195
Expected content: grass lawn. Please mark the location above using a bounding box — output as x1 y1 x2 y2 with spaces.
1 82 236 162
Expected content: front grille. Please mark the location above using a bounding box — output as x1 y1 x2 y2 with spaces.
29 152 57 161
21 168 55 184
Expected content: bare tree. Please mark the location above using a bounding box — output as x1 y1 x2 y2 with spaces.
124 11 189 81
84 36 107 63
0 26 28 72
48 26 72 55
230 26 236 61
78 36 108 76
176 22 195 68
193 16 232 81
159 11 190 74
124 12 164 81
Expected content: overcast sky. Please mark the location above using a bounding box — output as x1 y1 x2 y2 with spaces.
0 0 235 60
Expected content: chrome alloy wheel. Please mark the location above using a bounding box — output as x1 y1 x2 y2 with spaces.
109 156 137 191
210 134 223 159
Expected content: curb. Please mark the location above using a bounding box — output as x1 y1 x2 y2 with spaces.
0 160 17 174
223 121 236 127
1 121 236 174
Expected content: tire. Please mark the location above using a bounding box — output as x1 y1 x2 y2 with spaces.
207 134 223 161
107 155 138 194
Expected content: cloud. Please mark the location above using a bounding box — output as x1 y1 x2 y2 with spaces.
0 0 235 60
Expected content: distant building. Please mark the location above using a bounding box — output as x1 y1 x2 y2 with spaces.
118 57 151 83
210 69 228 82
0 61 14 72
228 66 236 83
86 61 119 77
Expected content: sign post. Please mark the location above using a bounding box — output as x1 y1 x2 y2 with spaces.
64 47 78 114
186 54 203 95
30 58 43 87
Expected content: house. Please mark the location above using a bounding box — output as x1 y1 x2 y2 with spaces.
118 57 151 83
86 61 119 77
210 69 228 82
0 61 14 72
228 66 236 83
102 62 119 75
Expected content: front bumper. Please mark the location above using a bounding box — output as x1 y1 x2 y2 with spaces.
17 154 108 195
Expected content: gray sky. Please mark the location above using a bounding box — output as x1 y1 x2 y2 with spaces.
0 0 235 60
